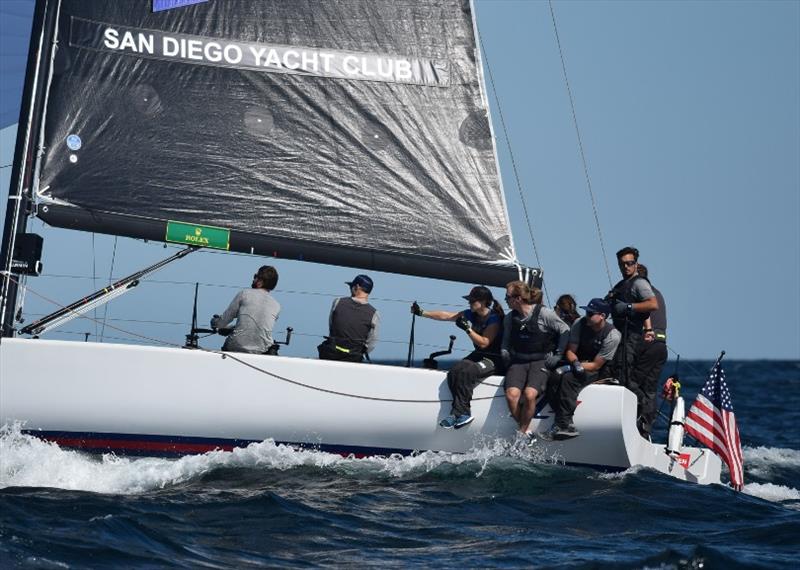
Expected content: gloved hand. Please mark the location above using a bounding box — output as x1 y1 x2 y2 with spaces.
501 349 511 367
411 301 423 316
613 300 632 317
210 314 220 329
554 365 572 377
571 361 586 378
455 316 472 333
545 353 562 369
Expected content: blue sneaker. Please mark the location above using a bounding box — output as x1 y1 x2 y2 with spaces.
439 415 457 429
453 414 474 429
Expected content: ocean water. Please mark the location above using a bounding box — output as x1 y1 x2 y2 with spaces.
1 360 798 568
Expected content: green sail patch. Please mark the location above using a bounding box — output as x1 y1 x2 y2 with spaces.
166 221 230 250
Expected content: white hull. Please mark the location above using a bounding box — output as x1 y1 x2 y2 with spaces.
0 338 721 484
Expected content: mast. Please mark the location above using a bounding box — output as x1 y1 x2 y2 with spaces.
0 0 57 338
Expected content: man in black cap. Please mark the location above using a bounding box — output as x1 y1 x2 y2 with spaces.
544 297 621 440
318 274 380 362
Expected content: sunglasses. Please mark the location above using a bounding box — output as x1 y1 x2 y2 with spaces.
505 294 520 302
619 260 637 267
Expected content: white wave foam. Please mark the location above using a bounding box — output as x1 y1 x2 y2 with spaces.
596 464 646 481
743 482 800 506
0 424 552 495
742 446 800 478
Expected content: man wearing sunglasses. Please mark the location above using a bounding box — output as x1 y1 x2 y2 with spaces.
606 246 659 395
211 265 281 354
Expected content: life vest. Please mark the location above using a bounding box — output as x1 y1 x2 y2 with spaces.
576 317 615 364
327 297 376 356
463 308 503 354
650 287 667 342
610 275 650 333
509 304 556 360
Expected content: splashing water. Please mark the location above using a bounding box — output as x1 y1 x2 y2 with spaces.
0 423 560 495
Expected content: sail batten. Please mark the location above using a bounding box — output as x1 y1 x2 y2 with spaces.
32 0 525 283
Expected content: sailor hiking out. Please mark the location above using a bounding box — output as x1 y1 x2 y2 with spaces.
318 274 380 363
211 266 281 354
544 297 621 440
412 286 504 429
501 281 570 438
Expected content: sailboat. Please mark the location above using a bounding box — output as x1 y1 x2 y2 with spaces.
0 0 721 485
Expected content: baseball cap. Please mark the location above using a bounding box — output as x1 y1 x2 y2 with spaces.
346 274 374 293
579 298 611 316
462 285 493 303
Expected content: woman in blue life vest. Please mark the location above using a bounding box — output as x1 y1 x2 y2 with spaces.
411 286 504 429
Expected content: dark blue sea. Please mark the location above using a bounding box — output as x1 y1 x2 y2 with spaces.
1 360 798 568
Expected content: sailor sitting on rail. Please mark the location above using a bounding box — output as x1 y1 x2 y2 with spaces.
412 286 505 429
318 274 380 363
211 265 281 354
544 297 621 440
502 281 570 438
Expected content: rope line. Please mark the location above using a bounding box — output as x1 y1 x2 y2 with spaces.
477 25 551 306
23 272 472 307
548 0 613 289
220 351 505 404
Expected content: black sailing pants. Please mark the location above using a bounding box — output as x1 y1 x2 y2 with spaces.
612 330 644 398
631 340 668 434
546 370 599 428
447 352 497 416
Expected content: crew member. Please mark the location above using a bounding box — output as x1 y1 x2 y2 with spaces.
554 294 580 326
606 246 658 394
502 281 570 437
412 286 504 429
545 298 621 439
318 274 380 362
631 263 668 438
211 265 280 354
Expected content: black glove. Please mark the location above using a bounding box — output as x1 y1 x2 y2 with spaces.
554 365 572 377
411 301 423 316
501 349 511 367
210 314 220 329
455 316 472 333
613 300 632 317
571 361 586 378
545 353 562 369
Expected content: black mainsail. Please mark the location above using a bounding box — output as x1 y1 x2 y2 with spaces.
3 1 540 334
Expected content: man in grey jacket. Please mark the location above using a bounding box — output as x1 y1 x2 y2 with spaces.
211 265 281 354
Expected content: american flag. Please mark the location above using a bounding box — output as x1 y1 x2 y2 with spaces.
684 357 744 490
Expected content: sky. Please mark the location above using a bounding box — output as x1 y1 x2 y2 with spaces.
1 0 798 360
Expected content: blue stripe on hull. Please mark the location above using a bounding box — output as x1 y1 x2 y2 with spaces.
24 429 415 458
